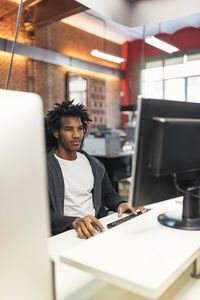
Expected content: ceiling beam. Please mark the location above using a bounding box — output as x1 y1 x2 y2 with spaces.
0 37 123 78
26 0 88 31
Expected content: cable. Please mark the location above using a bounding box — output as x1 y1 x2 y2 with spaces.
5 0 23 89
173 173 200 200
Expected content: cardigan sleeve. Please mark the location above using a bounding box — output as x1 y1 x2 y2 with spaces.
49 192 77 235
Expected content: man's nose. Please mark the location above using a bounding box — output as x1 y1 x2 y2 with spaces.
72 129 80 137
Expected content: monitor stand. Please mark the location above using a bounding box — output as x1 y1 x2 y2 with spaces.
158 186 200 230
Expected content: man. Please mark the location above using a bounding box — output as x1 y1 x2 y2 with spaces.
46 100 145 239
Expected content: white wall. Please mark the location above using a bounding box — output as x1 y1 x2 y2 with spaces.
76 0 200 27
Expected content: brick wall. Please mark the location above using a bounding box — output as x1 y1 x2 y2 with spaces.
0 1 26 43
0 52 27 91
106 77 121 128
49 22 121 70
130 63 141 105
0 2 122 129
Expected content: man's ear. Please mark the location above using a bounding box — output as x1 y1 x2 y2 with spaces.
53 130 59 139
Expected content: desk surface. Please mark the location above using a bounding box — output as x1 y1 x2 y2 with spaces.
48 211 125 300
59 199 200 299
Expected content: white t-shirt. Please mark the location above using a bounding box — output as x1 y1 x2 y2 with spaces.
55 152 95 218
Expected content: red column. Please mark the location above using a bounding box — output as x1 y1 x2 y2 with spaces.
121 41 131 129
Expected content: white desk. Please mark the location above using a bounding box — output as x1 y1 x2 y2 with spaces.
48 210 122 300
48 199 200 300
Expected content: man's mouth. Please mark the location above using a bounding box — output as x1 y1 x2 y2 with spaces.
71 141 81 145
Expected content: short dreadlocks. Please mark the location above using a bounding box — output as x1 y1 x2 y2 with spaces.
45 100 92 152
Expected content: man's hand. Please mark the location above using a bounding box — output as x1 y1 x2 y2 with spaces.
72 215 105 239
117 202 147 217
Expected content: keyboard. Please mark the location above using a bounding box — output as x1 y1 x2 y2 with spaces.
107 208 151 229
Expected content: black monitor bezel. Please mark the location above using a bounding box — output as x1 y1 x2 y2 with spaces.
129 97 200 208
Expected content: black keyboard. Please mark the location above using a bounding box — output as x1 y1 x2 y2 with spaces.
107 208 151 229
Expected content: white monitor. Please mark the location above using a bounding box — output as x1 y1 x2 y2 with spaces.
0 90 53 300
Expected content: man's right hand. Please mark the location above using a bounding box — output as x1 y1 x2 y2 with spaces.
72 215 105 239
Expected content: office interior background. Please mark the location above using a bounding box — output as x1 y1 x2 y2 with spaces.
1 0 200 133
2 2 200 300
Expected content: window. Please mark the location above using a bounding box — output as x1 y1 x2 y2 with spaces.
141 80 163 99
165 78 185 101
187 76 200 103
141 51 200 102
66 73 87 106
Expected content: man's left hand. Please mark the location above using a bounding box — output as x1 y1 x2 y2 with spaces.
117 202 147 217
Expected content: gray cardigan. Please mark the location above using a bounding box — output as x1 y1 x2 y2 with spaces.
47 148 126 235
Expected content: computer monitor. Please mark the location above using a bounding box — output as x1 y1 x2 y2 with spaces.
0 90 54 300
129 97 200 230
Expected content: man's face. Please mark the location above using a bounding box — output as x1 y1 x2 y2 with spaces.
54 116 84 153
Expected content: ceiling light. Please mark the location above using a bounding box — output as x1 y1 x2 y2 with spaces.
91 49 125 64
145 36 179 54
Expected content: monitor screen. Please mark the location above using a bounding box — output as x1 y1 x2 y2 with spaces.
129 97 200 230
0 90 53 300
